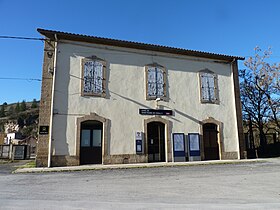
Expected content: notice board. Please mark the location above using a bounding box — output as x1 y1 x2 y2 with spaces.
188 133 200 156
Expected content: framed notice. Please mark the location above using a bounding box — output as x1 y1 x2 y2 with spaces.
173 133 185 157
188 133 200 156
174 133 185 152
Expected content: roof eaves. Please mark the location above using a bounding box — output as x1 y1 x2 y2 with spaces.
37 28 245 61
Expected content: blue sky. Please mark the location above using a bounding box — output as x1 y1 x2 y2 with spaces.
1 0 280 104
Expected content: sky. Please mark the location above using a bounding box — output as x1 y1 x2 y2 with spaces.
1 0 280 104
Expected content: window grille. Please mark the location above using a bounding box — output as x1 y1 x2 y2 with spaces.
147 66 165 99
200 72 218 103
82 58 106 97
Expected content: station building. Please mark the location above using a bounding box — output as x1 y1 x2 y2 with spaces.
36 28 245 167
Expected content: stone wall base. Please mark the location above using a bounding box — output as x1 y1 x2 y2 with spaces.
51 155 79 167
104 154 147 164
49 154 147 166
47 152 239 167
36 155 48 167
222 152 239 160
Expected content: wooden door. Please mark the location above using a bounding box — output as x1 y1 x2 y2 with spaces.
80 121 102 164
147 122 165 162
203 123 219 160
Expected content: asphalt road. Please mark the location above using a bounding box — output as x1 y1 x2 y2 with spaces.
0 159 280 209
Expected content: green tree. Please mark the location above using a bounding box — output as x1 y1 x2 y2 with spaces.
20 100 27 112
15 102 20 113
0 104 5 117
0 123 4 132
8 106 14 115
17 114 25 128
31 99 38 108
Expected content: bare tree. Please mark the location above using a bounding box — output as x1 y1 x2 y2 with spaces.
240 47 280 149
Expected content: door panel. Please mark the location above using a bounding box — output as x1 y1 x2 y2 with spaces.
80 121 102 165
147 122 165 162
203 123 219 160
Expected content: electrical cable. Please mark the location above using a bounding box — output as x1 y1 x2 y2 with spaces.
0 77 41 81
0 35 47 41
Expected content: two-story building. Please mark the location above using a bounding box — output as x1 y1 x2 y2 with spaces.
36 28 245 167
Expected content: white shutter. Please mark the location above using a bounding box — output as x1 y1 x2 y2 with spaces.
156 68 164 96
201 72 217 102
207 74 215 101
84 61 95 93
148 67 156 96
94 61 103 94
201 74 209 100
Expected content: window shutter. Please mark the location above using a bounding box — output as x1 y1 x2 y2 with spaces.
84 61 95 93
94 61 103 94
82 58 106 97
156 68 164 96
201 74 209 100
148 67 156 96
200 72 218 102
207 74 215 101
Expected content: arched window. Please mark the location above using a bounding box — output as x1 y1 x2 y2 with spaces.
199 69 219 103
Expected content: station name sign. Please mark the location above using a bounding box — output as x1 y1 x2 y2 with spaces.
139 109 173 116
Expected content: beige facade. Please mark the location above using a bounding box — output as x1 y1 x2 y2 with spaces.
36 29 245 167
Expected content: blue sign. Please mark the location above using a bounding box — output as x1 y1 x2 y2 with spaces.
136 140 142 153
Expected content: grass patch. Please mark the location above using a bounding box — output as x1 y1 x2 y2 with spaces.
16 161 36 169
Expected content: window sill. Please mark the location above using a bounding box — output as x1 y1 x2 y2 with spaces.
146 96 168 102
200 100 219 105
82 92 107 98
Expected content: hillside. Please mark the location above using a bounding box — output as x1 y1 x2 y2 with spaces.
0 100 40 138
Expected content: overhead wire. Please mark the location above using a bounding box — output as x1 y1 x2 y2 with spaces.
0 35 47 41
0 35 46 83
0 77 41 81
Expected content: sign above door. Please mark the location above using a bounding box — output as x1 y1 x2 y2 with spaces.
139 109 173 116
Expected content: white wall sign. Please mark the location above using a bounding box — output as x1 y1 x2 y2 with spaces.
135 132 142 140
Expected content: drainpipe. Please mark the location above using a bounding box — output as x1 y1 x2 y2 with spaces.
48 34 58 168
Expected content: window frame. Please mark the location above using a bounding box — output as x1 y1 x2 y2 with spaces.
81 57 107 98
199 69 219 104
145 63 167 101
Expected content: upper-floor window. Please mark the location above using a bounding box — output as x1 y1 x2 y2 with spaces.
145 64 167 100
199 70 219 103
81 57 106 97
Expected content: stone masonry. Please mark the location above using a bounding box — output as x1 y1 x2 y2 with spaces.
36 40 55 167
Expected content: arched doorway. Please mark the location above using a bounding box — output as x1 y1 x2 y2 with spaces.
203 123 219 160
147 122 166 162
80 120 103 164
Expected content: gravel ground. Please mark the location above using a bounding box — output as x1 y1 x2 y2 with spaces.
0 158 280 209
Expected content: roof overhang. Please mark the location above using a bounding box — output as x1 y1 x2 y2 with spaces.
37 28 245 62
